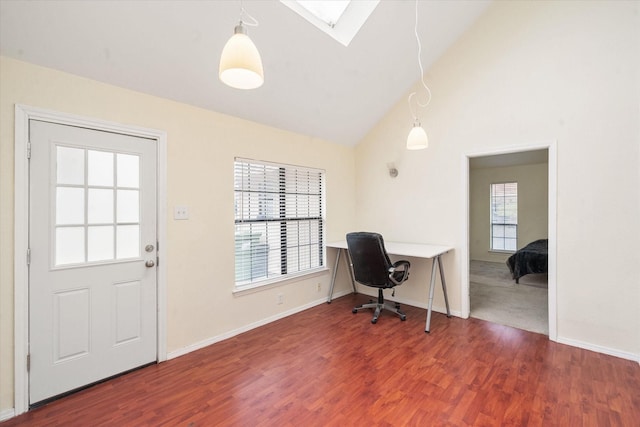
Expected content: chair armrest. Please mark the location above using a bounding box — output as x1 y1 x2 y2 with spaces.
388 260 410 285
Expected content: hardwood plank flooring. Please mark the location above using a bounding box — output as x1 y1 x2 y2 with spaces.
4 294 640 426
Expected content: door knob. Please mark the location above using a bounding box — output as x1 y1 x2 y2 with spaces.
145 260 155 268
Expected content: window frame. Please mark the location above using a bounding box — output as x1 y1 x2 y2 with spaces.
233 158 326 291
490 181 518 252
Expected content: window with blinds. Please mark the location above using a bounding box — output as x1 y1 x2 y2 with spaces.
490 182 518 251
234 158 325 288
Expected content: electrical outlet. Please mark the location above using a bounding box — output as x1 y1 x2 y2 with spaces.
174 205 189 220
316 283 322 292
277 293 284 305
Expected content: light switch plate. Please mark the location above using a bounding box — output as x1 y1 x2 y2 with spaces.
174 205 189 220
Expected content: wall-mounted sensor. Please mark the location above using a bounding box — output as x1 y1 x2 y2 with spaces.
387 162 398 178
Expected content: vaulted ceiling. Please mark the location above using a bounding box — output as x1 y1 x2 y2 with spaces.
0 0 491 146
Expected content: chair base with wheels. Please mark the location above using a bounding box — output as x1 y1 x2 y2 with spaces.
353 288 406 324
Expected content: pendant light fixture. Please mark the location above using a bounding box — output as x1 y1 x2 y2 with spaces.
407 116 429 150
406 0 431 150
219 3 264 90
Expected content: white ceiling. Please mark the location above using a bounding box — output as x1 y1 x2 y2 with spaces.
0 0 491 146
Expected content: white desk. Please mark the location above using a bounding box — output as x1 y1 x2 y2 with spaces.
326 241 453 333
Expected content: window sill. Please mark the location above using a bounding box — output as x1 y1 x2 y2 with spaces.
232 267 329 297
489 249 516 254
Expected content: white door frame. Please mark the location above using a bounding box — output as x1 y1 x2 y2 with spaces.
460 140 557 342
13 104 168 415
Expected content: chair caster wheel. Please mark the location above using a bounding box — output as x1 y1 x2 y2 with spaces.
371 318 378 324
400 315 407 321
352 308 358 314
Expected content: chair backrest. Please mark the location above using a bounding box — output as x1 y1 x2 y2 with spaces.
346 232 393 288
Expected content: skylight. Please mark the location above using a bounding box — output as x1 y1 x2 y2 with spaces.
297 1 350 28
281 0 379 47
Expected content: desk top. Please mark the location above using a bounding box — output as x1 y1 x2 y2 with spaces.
327 241 453 259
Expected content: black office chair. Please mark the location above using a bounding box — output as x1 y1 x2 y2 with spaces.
346 232 410 324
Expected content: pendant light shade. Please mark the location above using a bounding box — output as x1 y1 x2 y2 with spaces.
406 121 428 150
219 23 264 90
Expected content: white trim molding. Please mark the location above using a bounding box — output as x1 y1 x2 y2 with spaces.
0 409 16 422
167 289 353 360
353 285 463 319
556 336 640 363
461 140 558 342
13 104 168 415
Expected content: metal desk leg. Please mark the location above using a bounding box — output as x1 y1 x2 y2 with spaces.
345 250 357 294
437 255 451 318
425 255 440 333
327 249 342 303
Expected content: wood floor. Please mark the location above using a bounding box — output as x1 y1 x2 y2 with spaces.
4 294 640 426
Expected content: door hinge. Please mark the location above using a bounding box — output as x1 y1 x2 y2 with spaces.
26 248 31 266
156 256 160 267
27 141 32 159
27 354 31 372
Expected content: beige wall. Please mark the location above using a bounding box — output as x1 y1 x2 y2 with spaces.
354 0 639 357
470 163 548 263
0 57 356 411
2 0 639 416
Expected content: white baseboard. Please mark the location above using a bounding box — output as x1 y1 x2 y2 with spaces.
167 289 353 360
0 408 15 422
556 336 640 363
355 288 463 318
168 288 638 366
393 296 463 319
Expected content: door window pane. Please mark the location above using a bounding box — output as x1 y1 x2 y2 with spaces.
56 227 85 265
57 146 84 185
88 150 114 186
117 153 140 188
88 189 114 224
117 225 140 259
53 146 147 267
56 187 85 225
88 226 114 262
117 190 139 223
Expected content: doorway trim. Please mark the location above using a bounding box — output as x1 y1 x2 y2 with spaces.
461 140 557 341
13 104 168 415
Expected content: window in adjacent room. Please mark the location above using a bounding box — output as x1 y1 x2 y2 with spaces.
234 158 325 289
490 182 517 251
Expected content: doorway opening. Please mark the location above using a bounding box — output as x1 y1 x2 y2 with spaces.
462 143 557 340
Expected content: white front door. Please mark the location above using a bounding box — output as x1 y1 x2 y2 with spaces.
28 120 158 404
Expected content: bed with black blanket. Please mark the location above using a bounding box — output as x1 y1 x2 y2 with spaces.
506 239 548 283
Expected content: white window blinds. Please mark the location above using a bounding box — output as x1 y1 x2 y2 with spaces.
490 182 518 251
234 158 325 287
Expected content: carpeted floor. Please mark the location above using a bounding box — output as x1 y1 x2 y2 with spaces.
470 260 548 335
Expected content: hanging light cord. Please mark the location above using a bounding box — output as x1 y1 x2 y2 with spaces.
239 0 259 27
408 0 432 121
